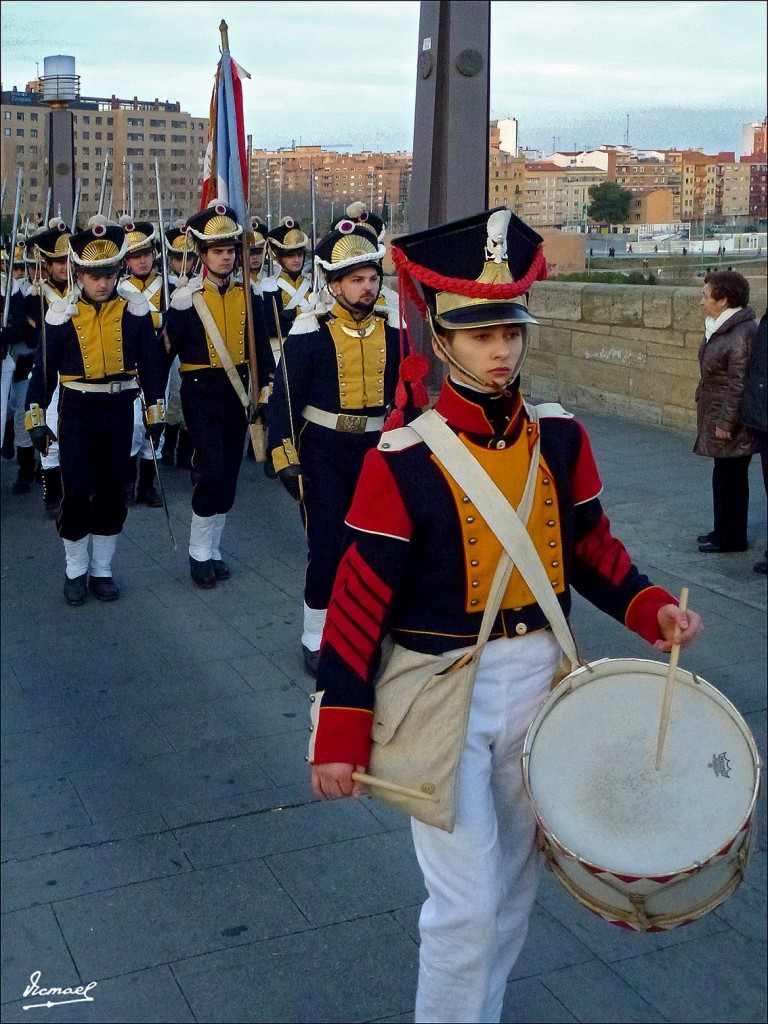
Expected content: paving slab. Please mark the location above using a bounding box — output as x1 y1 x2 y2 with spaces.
171 915 419 1023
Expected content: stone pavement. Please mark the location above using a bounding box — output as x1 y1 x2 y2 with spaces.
1 407 766 1024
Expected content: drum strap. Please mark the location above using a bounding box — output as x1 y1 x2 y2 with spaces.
409 407 580 667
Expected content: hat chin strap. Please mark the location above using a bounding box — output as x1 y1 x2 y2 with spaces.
427 312 528 395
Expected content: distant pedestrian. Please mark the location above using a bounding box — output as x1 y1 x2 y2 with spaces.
654 245 659 253
628 244 633 254
740 310 767 574
694 271 759 554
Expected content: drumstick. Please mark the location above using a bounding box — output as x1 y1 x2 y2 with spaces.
654 587 689 771
351 771 440 803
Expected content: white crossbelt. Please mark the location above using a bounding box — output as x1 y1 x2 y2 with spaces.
62 380 139 394
277 276 311 311
302 404 385 433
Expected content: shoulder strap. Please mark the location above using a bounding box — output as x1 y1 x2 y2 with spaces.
191 292 250 413
409 408 579 665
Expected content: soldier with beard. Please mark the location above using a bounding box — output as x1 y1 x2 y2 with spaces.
268 219 404 675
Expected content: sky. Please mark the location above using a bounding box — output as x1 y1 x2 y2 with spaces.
1 0 765 156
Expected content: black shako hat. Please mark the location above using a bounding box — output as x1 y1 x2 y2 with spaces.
391 207 546 329
314 220 385 282
268 217 309 254
119 217 157 256
185 201 242 251
31 218 71 260
69 216 128 268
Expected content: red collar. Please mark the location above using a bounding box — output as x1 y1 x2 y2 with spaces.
434 378 525 438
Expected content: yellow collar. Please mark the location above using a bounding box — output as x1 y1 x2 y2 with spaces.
328 301 377 338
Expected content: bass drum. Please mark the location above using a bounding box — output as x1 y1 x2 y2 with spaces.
521 658 761 932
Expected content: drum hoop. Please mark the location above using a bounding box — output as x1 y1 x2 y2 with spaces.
521 657 762 879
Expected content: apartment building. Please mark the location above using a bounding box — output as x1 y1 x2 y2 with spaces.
248 145 412 232
488 148 525 216
1 83 208 224
521 163 605 228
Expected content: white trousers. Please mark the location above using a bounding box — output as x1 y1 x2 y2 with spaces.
40 383 60 470
1 353 15 438
411 630 562 1024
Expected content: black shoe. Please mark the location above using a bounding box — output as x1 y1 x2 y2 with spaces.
190 556 216 588
697 532 716 544
63 573 88 606
753 558 768 575
698 541 748 553
12 446 36 493
302 644 320 678
89 575 120 601
11 476 33 495
212 559 231 580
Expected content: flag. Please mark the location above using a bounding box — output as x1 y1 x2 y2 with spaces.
200 43 250 222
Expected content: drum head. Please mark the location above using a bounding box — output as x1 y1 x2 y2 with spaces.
525 659 759 877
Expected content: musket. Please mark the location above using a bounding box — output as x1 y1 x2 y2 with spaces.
71 178 82 230
167 194 175 231
2 168 23 329
0 176 7 220
106 191 113 221
129 163 135 220
97 156 110 217
154 159 171 325
309 160 318 294
271 294 303 501
135 369 176 550
241 198 266 463
44 187 52 225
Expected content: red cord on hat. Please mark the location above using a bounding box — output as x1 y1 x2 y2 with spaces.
392 243 547 299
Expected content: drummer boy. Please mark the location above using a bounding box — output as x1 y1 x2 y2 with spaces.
309 209 702 1024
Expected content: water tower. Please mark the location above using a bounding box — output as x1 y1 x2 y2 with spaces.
40 55 80 227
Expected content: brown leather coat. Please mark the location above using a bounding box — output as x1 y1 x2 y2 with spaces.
694 306 759 458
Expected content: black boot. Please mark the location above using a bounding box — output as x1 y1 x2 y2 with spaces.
176 427 194 469
137 457 163 507
12 446 36 494
126 454 138 503
160 423 179 466
42 466 63 517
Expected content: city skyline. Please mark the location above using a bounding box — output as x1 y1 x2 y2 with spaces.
1 1 765 157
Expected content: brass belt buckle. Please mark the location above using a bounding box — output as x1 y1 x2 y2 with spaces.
336 413 367 433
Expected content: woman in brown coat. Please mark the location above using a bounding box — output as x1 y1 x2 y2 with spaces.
694 270 759 552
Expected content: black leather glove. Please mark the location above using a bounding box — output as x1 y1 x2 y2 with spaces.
145 423 164 445
278 464 308 502
29 424 57 455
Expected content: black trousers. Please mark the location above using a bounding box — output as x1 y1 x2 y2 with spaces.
711 455 753 547
180 367 248 518
57 387 135 541
298 422 380 610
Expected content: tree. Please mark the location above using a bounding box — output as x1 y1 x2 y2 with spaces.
587 182 632 226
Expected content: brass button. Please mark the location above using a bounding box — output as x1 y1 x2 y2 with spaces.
551 561 560 568
515 623 527 635
462 496 471 504
466 516 475 523
496 440 506 450
527 426 533 434
470 599 479 607
545 498 553 506
471 580 479 588
469 537 477 545
551 580 558 588
549 541 557 548
471 559 479 567
547 520 555 527
543 478 551 485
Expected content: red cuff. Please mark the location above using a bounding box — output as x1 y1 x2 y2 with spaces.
311 706 373 767
625 586 676 644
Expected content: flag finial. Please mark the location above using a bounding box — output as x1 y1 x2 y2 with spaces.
219 20 229 52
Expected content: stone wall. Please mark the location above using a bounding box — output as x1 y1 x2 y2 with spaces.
523 280 767 431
